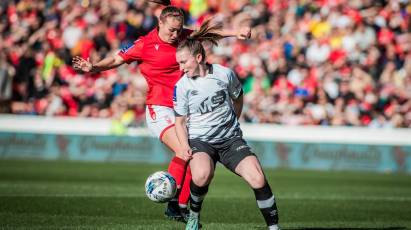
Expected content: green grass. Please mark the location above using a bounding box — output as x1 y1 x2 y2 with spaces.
0 159 410 230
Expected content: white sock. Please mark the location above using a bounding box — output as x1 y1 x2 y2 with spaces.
189 210 199 218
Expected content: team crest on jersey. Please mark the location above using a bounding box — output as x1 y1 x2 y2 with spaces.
190 90 198 96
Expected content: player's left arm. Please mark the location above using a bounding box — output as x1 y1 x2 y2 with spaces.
224 12 252 40
184 18 250 40
227 69 244 118
220 26 251 40
175 116 192 161
173 83 192 161
232 93 244 118
174 116 190 150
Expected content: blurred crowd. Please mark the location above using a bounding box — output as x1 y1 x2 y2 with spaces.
1 0 411 129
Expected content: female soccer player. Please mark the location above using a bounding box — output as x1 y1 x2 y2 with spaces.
72 6 251 222
173 21 280 230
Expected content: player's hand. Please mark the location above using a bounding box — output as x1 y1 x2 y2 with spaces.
236 26 251 40
179 146 192 161
72 56 93 73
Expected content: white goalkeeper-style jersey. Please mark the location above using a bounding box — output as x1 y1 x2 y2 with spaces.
173 64 243 143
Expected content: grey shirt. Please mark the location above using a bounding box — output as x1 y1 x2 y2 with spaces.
173 64 243 143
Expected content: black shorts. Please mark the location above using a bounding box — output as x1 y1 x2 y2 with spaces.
189 137 255 172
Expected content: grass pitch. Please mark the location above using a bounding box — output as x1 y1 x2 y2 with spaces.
0 159 410 230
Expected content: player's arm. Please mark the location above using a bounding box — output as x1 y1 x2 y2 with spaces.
228 69 244 119
220 26 251 40
174 83 192 161
220 11 252 40
174 115 192 161
232 93 244 118
73 38 144 73
72 54 125 73
175 116 190 149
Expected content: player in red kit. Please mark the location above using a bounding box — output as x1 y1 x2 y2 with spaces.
72 6 251 222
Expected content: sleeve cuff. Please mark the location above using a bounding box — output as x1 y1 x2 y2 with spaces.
174 111 185 117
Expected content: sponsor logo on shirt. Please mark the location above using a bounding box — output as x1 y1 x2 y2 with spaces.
197 90 226 114
155 44 159 50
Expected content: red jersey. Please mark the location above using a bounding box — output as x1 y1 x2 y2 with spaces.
118 28 192 107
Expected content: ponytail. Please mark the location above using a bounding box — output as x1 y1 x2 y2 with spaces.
177 18 225 62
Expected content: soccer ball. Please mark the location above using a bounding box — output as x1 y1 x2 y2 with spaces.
145 171 177 203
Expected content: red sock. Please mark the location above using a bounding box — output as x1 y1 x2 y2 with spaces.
168 156 186 191
179 165 191 206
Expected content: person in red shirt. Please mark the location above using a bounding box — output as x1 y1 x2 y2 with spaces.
72 6 251 222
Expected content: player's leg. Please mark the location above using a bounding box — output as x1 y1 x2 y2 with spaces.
146 105 191 221
161 126 192 214
186 151 215 230
179 163 192 213
185 140 217 230
234 155 265 188
234 155 280 229
223 138 280 230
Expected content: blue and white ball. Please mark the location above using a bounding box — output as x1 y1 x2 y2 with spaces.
145 171 177 203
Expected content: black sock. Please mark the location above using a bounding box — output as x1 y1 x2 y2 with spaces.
189 181 209 214
253 182 279 226
167 198 179 209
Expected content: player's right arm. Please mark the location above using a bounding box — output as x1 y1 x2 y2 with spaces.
174 115 192 161
72 54 125 73
173 83 192 161
72 38 144 73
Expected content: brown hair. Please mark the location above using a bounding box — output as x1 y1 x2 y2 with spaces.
159 6 184 23
177 18 225 62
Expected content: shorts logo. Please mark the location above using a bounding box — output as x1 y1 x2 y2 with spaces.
236 145 248 151
165 115 172 125
148 106 156 120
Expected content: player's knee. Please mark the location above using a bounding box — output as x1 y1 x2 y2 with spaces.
192 170 213 187
246 171 266 189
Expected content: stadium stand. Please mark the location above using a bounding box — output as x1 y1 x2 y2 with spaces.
0 0 410 127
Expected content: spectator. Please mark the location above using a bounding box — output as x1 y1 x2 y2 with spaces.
0 0 410 128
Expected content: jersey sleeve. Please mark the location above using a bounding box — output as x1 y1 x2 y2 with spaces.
117 38 144 64
173 81 188 116
227 69 243 99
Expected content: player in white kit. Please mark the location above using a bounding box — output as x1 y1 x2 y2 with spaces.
173 19 281 230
